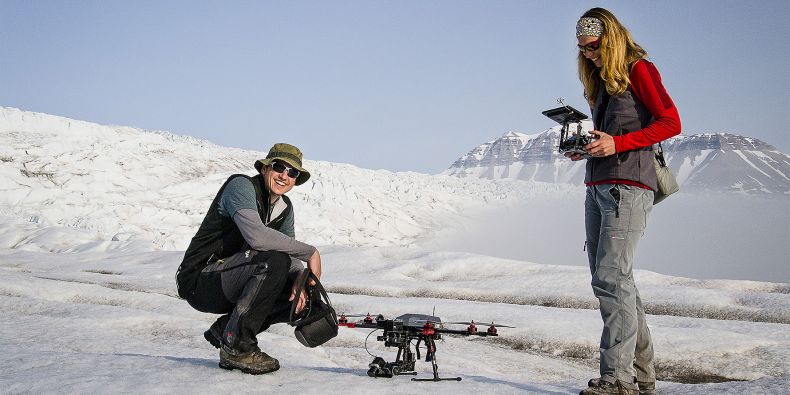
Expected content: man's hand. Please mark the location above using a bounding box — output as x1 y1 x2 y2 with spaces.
289 280 308 314
584 130 616 157
564 152 584 161
307 249 321 284
288 249 322 314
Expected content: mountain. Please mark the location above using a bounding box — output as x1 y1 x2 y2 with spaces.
444 127 790 195
663 133 789 194
0 107 574 251
2 107 787 284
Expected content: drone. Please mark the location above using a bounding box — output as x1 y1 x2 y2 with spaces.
339 312 513 382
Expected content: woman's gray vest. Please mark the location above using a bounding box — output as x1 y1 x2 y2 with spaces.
587 69 658 190
176 174 292 298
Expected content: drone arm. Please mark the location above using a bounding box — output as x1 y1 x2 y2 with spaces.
437 328 495 336
350 322 380 329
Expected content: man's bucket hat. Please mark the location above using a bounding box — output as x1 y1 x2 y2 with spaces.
254 143 311 186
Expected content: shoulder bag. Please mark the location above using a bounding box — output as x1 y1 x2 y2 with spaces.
653 142 679 205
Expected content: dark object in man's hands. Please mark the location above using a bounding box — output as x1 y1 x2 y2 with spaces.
289 268 338 347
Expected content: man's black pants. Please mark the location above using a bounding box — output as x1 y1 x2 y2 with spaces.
187 249 295 352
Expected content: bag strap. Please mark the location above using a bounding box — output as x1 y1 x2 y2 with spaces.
655 142 668 168
288 268 333 325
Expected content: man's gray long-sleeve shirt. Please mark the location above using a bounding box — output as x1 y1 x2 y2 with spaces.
217 177 315 273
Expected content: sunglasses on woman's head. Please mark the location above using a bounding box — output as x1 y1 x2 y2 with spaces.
271 161 300 178
577 38 601 52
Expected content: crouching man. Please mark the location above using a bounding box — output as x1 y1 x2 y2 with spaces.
176 143 322 374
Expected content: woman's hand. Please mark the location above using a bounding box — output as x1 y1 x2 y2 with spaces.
585 131 616 157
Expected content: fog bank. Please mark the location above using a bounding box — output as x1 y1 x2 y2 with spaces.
427 192 789 283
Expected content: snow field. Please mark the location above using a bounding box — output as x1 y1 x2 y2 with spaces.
1 107 788 393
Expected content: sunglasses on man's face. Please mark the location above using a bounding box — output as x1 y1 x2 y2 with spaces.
271 161 300 179
577 38 601 52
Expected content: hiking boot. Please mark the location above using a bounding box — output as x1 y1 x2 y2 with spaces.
637 381 656 395
580 378 638 395
204 320 223 349
219 345 280 375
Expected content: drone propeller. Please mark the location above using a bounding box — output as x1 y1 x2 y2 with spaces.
341 313 374 318
488 322 515 328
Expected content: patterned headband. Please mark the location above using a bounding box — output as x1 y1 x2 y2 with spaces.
576 17 604 37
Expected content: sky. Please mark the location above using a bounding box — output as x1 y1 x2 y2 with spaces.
2 0 789 173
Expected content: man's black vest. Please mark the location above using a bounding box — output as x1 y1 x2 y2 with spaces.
176 174 292 298
586 64 658 191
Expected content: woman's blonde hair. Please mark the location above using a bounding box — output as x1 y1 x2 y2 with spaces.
577 8 647 107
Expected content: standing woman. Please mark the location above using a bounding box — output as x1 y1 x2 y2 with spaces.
568 8 681 395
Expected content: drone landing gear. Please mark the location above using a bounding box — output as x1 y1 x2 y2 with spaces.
411 339 461 382
410 360 462 382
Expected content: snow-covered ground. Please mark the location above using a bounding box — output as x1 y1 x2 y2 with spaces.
2 224 788 394
1 108 788 394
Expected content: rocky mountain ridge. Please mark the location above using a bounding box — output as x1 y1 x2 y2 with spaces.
444 127 790 195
